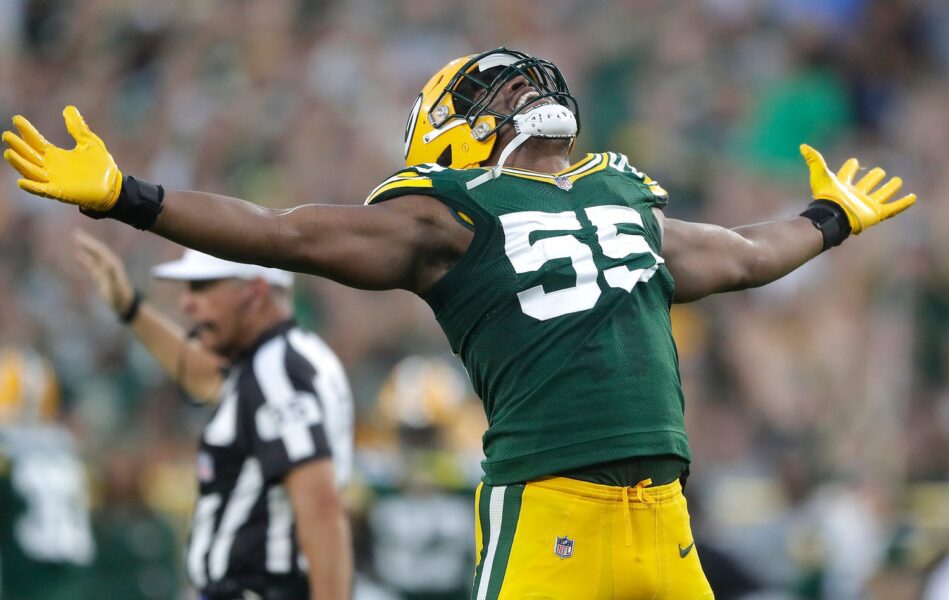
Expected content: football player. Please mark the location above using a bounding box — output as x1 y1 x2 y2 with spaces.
2 48 916 599
352 356 484 599
0 348 95 599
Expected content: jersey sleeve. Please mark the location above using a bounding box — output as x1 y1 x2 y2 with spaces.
364 164 479 230
364 165 437 206
246 338 332 482
605 152 669 209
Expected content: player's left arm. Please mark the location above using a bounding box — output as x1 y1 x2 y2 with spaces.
660 144 916 303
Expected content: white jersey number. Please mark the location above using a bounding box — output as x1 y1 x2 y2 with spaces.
12 453 95 564
500 206 663 321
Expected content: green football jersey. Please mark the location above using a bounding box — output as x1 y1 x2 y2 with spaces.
0 424 94 600
366 153 689 485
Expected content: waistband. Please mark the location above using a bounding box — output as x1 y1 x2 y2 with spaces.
558 454 689 487
526 474 683 503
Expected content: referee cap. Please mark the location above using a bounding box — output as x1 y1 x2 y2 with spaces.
151 249 294 288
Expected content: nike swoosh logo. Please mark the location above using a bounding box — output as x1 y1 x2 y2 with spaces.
678 541 695 558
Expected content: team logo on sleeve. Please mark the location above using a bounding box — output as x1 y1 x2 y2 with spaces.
554 535 574 559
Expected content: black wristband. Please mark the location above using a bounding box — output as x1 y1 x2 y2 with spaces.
120 290 143 324
81 175 164 230
800 200 852 251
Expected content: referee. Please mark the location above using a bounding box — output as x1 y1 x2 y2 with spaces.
74 230 354 600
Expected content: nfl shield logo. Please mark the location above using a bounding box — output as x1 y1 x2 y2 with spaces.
554 536 574 559
554 175 573 191
196 452 214 483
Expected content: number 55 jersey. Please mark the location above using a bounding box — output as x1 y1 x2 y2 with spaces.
366 153 688 486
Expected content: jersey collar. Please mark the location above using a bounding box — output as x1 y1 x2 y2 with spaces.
499 153 608 186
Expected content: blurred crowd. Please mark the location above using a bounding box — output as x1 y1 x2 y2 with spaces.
0 0 947 598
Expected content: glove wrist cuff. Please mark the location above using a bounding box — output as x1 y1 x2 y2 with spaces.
801 200 852 251
81 175 164 230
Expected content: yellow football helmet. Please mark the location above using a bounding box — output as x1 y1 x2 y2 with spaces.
403 48 580 169
377 356 468 431
0 348 60 424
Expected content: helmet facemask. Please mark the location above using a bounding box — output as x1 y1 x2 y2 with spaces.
430 49 581 143
403 48 580 170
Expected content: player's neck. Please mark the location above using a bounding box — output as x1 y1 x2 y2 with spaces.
484 137 572 174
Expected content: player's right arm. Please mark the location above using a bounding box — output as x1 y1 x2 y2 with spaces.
3 107 471 295
153 187 467 293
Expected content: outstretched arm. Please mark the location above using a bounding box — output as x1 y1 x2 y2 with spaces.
152 189 466 292
3 107 471 294
659 213 823 303
661 145 916 303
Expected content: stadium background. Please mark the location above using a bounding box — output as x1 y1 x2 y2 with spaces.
1 0 947 598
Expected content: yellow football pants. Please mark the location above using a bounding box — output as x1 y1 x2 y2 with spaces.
471 476 714 599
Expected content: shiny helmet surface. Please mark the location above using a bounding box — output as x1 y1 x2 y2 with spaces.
403 48 580 169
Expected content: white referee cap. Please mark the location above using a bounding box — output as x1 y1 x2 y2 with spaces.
151 249 294 288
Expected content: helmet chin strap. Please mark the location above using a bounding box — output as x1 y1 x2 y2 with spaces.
467 105 577 190
495 132 532 170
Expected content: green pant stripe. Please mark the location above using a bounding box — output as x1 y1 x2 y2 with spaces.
471 483 494 598
483 484 524 598
472 483 524 600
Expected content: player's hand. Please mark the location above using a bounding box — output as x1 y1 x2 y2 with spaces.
800 144 916 234
2 106 122 211
73 230 135 316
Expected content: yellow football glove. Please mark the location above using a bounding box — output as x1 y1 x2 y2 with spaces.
800 143 916 235
2 105 122 212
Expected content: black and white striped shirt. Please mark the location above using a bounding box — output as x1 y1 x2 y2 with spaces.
186 320 353 596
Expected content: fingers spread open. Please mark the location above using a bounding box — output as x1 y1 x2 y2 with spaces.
75 230 114 264
63 106 92 145
75 248 97 274
4 149 48 182
882 193 916 219
2 131 44 165
12 116 52 154
799 144 829 170
871 177 903 203
836 158 859 184
17 179 50 197
856 167 885 193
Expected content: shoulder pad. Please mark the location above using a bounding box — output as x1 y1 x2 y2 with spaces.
365 168 433 206
364 163 465 205
605 152 668 200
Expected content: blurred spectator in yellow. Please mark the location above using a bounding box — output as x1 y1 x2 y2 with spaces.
0 347 94 600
